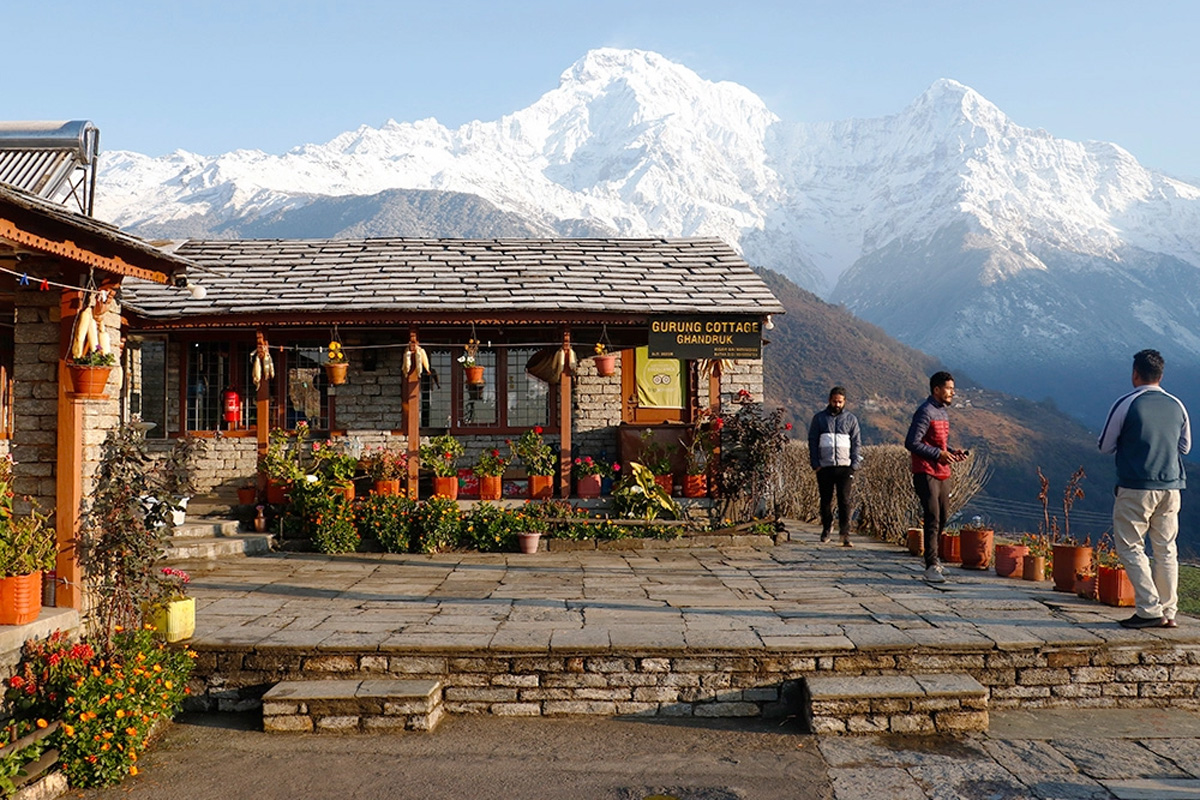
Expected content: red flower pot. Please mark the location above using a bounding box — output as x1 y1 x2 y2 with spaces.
0 572 42 625
1098 564 1135 607
529 475 553 499
995 544 1029 578
373 479 401 496
432 476 459 499
959 528 994 570
237 486 257 505
682 474 707 498
67 364 112 399
464 366 485 386
478 475 503 501
938 533 961 564
575 474 601 498
654 474 674 496
266 479 291 505
594 354 617 377
906 528 924 556
1052 545 1092 593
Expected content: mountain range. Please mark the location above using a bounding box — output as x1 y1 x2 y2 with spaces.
95 47 1200 426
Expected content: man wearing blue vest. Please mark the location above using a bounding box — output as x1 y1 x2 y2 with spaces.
1098 349 1191 628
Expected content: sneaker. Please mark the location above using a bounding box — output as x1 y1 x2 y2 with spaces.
819 531 830 543
841 538 854 548
1119 613 1166 629
923 565 945 583
1162 618 1178 628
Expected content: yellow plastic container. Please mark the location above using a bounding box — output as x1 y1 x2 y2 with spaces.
147 597 195 642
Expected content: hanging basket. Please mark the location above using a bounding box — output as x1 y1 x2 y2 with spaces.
464 365 485 386
66 363 112 399
594 354 617 377
325 361 349 386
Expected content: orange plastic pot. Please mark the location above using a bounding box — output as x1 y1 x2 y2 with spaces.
0 572 42 626
906 528 924 556
478 475 503 501
373 479 401 496
432 476 459 499
67 364 112 398
575 474 601 498
594 355 617 377
1098 564 1135 607
960 528 994 570
1052 545 1091 593
938 533 961 564
995 544 1029 578
528 475 553 499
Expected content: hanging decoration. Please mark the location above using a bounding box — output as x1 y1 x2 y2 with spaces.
325 326 348 386
593 324 616 377
402 346 430 376
460 326 484 386
251 341 275 391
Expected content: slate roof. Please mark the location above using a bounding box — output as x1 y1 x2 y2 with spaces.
121 237 784 322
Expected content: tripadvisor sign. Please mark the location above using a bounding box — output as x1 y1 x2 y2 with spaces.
648 315 763 360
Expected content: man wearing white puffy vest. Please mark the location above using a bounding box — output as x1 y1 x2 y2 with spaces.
1098 349 1191 629
808 386 862 546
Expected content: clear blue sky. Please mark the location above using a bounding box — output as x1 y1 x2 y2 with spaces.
8 0 1199 179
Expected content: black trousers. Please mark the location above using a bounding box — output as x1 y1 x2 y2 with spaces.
912 472 950 567
816 466 854 536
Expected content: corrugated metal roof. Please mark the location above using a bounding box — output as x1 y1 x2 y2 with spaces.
122 237 785 320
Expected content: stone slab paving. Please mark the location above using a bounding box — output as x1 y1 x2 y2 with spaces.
179 522 1198 654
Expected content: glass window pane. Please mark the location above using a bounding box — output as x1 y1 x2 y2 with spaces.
185 342 230 431
286 346 328 430
132 338 167 438
421 349 453 428
460 350 497 427
507 347 549 428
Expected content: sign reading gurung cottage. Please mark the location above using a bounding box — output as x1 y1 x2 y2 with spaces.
647 315 763 360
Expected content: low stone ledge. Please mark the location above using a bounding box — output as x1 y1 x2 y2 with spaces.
262 679 443 733
804 673 987 735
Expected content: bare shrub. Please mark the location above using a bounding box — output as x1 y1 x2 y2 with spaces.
773 441 820 523
853 445 991 544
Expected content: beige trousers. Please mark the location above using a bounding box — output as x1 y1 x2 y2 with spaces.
1112 487 1181 620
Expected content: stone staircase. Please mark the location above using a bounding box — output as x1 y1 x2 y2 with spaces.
262 679 445 733
164 518 273 562
803 673 988 735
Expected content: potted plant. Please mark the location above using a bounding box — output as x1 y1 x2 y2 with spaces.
1019 532 1052 581
312 439 360 500
593 341 616 377
1094 543 1135 607
147 566 195 642
459 338 484 386
572 455 606 498
611 462 682 521
511 427 555 499
1037 466 1093 592
906 527 924 556
360 446 407 496
937 530 961 564
325 338 348 385
638 429 676 496
421 434 465 499
158 434 205 527
995 539 1029 578
261 425 307 503
237 483 257 505
0 488 55 626
66 346 118 399
474 447 510 501
959 523 994 570
681 422 716 498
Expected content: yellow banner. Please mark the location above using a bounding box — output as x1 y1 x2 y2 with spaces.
635 346 683 409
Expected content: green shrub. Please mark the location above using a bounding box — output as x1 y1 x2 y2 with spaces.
289 480 359 554
411 497 462 553
461 503 523 552
355 494 416 552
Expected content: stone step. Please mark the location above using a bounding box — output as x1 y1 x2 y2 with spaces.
262 679 444 733
163 533 272 561
172 519 244 540
803 673 988 735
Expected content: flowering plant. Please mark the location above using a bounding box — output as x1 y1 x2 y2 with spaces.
69 346 117 367
510 427 555 476
159 567 190 601
474 448 510 477
420 434 465 478
311 440 358 484
572 455 616 479
359 447 407 480
593 342 607 356
457 338 480 369
327 340 346 363
637 429 675 477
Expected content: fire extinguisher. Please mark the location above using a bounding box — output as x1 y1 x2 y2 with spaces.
222 387 241 427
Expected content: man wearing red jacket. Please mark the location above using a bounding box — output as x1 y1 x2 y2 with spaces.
905 371 968 583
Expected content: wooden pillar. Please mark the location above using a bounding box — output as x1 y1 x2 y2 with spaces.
404 329 421 500
255 330 271 499
55 289 84 609
708 359 723 414
558 328 573 498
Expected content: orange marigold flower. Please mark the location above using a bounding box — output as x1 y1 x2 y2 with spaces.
101 743 110 751
115 709 125 718
129 766 138 776
63 724 74 737
164 681 173 690
125 727 138 737
35 719 47 729
102 730 113 739
130 752 138 762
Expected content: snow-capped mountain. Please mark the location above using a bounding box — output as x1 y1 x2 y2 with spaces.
96 48 1200 424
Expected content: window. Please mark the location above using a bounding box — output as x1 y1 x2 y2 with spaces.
421 346 550 432
283 345 330 430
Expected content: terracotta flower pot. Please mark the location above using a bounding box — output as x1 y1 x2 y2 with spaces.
517 532 542 554
237 486 257 505
432 476 459 499
1022 554 1046 581
682 474 707 498
478 475 503 501
332 482 355 501
266 479 291 505
1098 564 1135 607
654 474 674 496
938 532 961 564
67 364 112 399
1052 545 1092 593
960 528 994 570
576 474 601 498
528 475 553 499
594 354 617 377
1075 573 1097 600
325 361 348 385
995 544 1029 578
372 479 401 496
0 572 42 626
464 366 485 386
906 528 924 556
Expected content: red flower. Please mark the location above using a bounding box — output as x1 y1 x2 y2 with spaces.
491 449 500 458
8 675 23 689
612 463 621 472
534 426 543 435
784 423 793 430
713 417 725 431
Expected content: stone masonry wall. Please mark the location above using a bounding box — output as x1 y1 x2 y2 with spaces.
189 643 1200 720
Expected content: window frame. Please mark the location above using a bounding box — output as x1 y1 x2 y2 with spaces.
421 345 557 435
